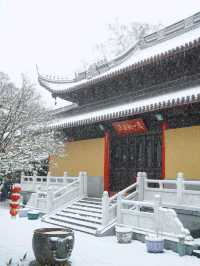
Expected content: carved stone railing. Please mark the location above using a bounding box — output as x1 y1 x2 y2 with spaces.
139 172 200 210
21 171 77 192
100 179 139 230
98 171 200 236
25 171 87 213
116 194 193 242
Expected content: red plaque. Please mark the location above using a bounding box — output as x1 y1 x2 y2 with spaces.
112 119 147 135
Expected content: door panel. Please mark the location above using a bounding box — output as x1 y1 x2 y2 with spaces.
110 132 162 191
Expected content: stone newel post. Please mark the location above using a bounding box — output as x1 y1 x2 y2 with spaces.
117 193 122 224
64 171 68 184
47 171 51 187
83 172 87 197
47 189 54 212
79 172 84 198
33 170 37 191
102 191 110 226
176 172 184 205
79 172 87 197
137 172 146 201
154 194 162 237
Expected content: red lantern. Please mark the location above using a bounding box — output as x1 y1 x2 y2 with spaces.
10 208 18 217
9 184 21 217
10 203 19 209
10 193 20 202
11 186 21 193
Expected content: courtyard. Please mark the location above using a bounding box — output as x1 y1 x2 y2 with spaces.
0 204 199 266
1 1 200 265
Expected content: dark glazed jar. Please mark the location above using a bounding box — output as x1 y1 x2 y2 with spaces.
32 227 74 265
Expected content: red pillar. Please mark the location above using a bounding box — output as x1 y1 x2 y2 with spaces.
104 132 110 192
161 121 167 179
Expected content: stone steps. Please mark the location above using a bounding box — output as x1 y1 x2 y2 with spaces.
61 208 102 218
57 211 101 224
43 197 102 235
44 218 97 235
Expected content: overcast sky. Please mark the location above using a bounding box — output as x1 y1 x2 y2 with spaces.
1 0 200 107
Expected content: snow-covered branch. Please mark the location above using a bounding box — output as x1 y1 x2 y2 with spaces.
0 73 66 175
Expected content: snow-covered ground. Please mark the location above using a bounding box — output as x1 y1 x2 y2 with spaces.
0 203 200 266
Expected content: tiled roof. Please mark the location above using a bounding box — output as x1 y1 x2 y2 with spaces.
48 86 200 129
38 12 200 95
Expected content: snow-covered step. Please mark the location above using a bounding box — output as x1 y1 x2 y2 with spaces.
43 196 103 235
79 199 102 205
83 197 101 202
56 212 101 224
68 205 102 214
73 202 102 209
44 217 97 235
51 214 99 229
61 209 102 218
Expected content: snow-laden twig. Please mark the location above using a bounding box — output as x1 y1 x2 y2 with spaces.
0 72 66 174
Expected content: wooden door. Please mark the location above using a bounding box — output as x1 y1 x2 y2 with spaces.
110 132 162 191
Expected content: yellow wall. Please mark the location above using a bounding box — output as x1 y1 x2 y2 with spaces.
49 138 104 177
166 126 200 179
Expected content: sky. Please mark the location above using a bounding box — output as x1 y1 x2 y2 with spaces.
0 0 200 107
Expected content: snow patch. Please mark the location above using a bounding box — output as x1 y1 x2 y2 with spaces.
0 205 200 266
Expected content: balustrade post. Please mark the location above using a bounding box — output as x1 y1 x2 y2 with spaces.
142 172 147 194
137 172 146 201
33 170 37 191
21 171 24 185
177 235 186 256
176 172 184 205
33 192 38 209
102 191 110 226
117 193 122 224
47 171 51 187
64 171 68 184
83 172 88 197
47 189 54 212
21 171 25 182
20 171 25 192
154 194 162 237
79 172 85 198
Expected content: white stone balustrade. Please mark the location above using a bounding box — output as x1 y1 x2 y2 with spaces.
116 194 193 242
142 172 200 209
100 171 200 234
100 176 139 231
24 171 88 213
21 171 78 192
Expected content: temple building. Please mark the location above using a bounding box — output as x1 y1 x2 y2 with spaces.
38 12 200 193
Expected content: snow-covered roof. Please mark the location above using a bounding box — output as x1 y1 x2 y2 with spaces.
51 103 78 115
48 85 200 129
38 12 200 95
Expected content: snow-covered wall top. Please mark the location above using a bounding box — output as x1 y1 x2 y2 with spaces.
38 11 200 96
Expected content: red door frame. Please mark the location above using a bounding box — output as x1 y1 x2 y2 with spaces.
104 121 166 189
104 131 110 192
161 121 167 179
